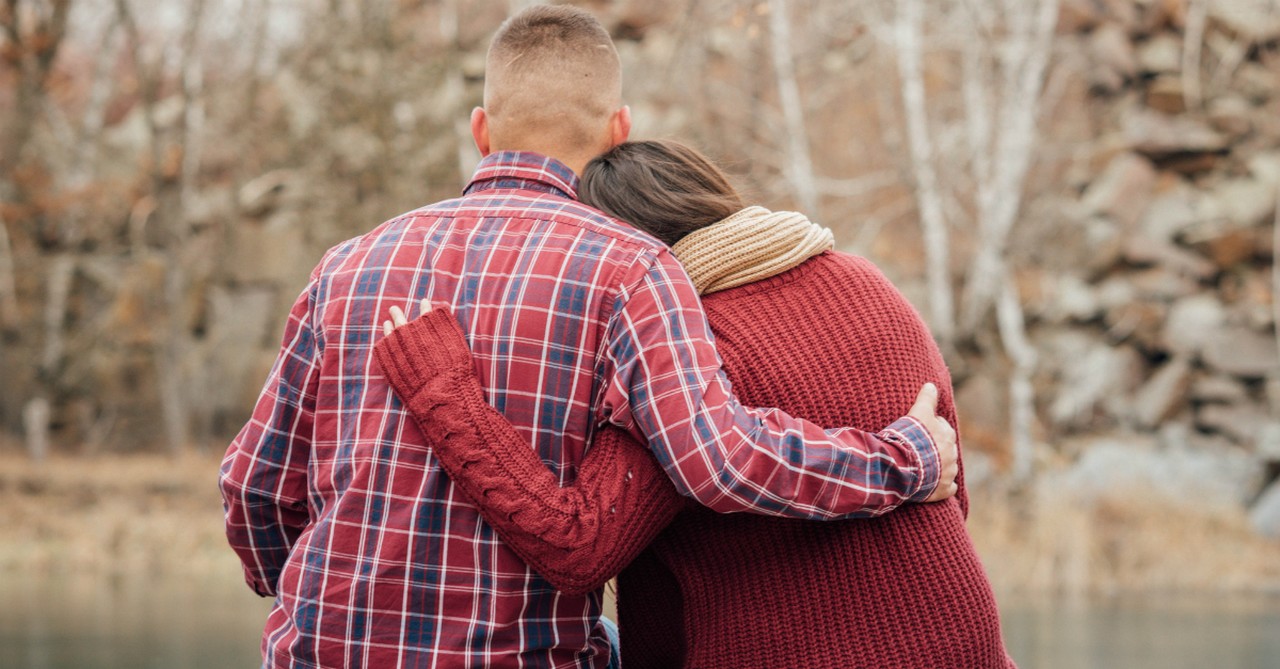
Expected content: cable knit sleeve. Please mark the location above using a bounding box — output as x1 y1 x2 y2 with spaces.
373 308 685 596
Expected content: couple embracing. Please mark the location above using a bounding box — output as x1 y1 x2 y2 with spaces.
220 6 1013 668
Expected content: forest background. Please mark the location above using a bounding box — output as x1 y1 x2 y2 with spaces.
2 0 1280 596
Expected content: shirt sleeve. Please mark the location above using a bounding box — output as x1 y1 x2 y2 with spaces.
599 248 941 520
373 308 686 596
218 279 321 597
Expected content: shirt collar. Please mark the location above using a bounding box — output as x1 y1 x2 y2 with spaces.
464 151 580 200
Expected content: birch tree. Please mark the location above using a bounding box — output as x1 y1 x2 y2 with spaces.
115 0 209 453
767 0 820 218
883 0 1060 483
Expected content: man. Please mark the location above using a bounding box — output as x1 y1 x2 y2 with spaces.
220 6 957 668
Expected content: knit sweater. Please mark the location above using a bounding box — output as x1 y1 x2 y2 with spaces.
374 251 1013 669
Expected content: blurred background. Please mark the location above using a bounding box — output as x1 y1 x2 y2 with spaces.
2 0 1280 667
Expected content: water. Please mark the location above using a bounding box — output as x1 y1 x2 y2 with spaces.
2 576 1278 668
0 575 269 669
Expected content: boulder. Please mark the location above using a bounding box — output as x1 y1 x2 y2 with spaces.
1137 184 1205 245
1207 95 1255 139
1208 0 1280 45
1251 479 1280 539
1132 356 1193 429
1233 62 1278 104
1196 402 1272 444
1088 23 1138 93
1250 152 1280 188
1161 295 1226 357
1128 266 1200 301
1082 153 1158 230
1044 332 1144 429
1060 436 1261 510
1200 177 1280 229
1219 270 1276 331
1183 225 1268 269
1041 273 1103 323
1202 327 1280 379
238 170 299 218
1136 33 1182 75
223 216 307 286
1190 375 1249 404
1037 199 1124 277
1144 75 1186 114
1121 235 1218 278
1059 0 1105 33
1104 299 1167 350
1097 0 1141 31
1256 423 1280 462
1124 109 1229 158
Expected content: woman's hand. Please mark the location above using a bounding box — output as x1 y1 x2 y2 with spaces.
382 298 432 337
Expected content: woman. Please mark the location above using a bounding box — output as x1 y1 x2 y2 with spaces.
375 140 1013 668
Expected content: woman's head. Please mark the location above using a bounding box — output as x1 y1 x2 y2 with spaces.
579 140 743 247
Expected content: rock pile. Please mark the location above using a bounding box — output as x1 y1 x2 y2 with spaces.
989 0 1280 537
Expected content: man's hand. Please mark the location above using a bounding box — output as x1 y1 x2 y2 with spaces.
907 383 958 503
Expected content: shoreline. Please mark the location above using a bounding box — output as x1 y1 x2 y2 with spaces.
4 453 1279 596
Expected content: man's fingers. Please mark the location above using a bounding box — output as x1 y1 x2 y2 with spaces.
909 382 938 419
420 298 432 316
390 305 408 328
382 320 393 337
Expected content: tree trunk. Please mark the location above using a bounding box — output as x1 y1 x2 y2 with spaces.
768 0 820 218
893 0 954 345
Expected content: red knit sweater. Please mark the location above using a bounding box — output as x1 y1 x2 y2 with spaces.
375 251 1013 669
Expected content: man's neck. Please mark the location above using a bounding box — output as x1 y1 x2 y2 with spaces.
491 145 594 178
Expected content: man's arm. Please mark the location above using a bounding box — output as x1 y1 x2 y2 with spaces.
601 248 951 520
219 282 321 597
374 306 685 596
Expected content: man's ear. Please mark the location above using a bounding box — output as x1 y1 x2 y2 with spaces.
471 107 491 156
608 105 631 148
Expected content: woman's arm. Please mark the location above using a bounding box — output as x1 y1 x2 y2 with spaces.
373 306 685 595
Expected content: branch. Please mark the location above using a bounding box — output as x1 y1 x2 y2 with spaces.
996 266 1037 485
1273 187 1280 375
768 0 820 218
1183 0 1207 111
1 0 20 48
0 215 18 330
813 170 900 198
894 0 955 344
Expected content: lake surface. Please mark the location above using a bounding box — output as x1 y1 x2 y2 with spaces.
2 576 1278 668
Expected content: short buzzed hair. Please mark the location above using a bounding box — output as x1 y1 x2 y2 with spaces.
484 5 622 151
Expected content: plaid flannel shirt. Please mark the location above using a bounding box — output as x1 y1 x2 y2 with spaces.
220 151 940 668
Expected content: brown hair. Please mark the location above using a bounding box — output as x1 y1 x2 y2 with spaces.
580 140 743 247
484 6 621 150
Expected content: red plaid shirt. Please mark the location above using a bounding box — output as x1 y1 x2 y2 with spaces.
220 151 940 668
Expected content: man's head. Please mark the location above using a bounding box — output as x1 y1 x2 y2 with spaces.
471 5 630 175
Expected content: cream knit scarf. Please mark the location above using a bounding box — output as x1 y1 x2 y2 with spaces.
671 205 835 295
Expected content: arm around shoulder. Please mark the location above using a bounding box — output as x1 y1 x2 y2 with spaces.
599 249 943 520
374 308 685 595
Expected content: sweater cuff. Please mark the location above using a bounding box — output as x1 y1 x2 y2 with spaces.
881 415 940 503
374 307 474 396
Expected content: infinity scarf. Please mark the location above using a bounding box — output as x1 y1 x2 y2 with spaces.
672 205 835 295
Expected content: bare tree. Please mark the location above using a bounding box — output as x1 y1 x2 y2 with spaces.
0 0 71 182
893 0 954 346
879 0 1059 483
115 0 209 453
767 0 819 218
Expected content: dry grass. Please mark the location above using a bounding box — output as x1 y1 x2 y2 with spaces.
4 453 1279 596
966 484 1280 595
0 452 243 582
